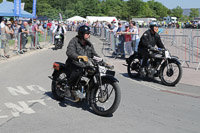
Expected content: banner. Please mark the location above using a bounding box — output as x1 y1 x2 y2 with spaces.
14 0 21 16
21 3 25 10
59 13 62 21
32 0 37 18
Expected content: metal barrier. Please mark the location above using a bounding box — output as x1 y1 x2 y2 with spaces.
161 35 191 66
192 36 200 70
0 30 52 59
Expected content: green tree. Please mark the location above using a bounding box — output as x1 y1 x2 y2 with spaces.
190 8 199 19
171 6 183 19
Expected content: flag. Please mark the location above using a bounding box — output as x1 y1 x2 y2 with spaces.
59 13 62 21
14 0 21 16
32 0 37 18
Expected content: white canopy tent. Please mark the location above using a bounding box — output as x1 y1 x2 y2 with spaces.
67 16 87 22
86 16 118 24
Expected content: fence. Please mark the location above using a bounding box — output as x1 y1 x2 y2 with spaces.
0 30 53 59
91 26 200 70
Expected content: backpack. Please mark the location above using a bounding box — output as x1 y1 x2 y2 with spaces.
43 23 47 29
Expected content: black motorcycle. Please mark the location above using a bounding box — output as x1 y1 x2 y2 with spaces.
49 56 121 116
126 48 182 86
54 33 63 50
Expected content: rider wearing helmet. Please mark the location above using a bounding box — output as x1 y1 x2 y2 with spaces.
65 25 100 99
138 21 165 75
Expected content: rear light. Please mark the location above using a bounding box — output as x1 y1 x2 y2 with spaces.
53 63 60 70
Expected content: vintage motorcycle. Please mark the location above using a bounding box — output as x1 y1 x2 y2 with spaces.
49 56 121 116
126 48 182 86
54 33 63 50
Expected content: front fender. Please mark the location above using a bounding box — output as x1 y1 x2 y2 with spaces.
101 75 119 83
161 57 182 68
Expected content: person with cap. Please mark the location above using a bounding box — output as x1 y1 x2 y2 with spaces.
64 25 101 100
52 21 66 45
138 21 165 76
1 21 14 58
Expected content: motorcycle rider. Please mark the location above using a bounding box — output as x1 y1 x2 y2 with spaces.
53 21 66 45
65 25 101 100
138 21 165 76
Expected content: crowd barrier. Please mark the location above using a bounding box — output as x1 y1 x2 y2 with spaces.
0 30 52 59
91 26 200 70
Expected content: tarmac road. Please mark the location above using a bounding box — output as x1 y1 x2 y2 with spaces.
0 32 199 133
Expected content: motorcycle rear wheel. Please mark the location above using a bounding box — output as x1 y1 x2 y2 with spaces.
127 56 141 78
51 81 64 101
90 81 121 116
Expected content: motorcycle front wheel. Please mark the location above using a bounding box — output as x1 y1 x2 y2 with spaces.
90 80 121 116
160 60 182 86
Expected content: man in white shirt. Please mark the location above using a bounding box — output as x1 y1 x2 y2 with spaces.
53 21 66 45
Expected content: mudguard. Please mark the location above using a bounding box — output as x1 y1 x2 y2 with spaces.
101 75 119 83
161 57 181 69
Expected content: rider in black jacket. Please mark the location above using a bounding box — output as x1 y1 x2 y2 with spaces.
65 25 100 99
138 22 165 75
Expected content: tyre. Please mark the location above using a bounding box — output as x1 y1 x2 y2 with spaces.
51 81 64 101
127 56 141 78
160 60 182 86
51 72 67 101
90 80 121 116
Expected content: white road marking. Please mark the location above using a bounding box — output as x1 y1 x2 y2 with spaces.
5 101 35 117
7 86 30 96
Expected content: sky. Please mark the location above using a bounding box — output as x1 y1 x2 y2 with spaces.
143 0 200 9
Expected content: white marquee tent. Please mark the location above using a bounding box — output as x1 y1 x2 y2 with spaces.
67 16 87 22
86 16 118 23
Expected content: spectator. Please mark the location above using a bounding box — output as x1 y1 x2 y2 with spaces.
1 21 14 58
124 24 133 55
28 20 35 48
18 21 29 51
32 20 44 49
116 22 125 58
13 20 20 50
130 21 140 52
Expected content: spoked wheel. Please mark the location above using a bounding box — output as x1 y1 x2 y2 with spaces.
51 81 64 101
90 81 121 116
127 56 141 78
160 60 182 86
51 72 67 101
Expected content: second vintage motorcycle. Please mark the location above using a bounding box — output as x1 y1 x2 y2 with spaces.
126 48 182 86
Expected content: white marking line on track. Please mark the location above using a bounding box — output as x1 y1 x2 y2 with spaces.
118 74 200 98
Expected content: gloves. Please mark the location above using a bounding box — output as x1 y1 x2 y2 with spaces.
78 56 88 62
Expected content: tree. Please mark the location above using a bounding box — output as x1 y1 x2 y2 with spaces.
190 8 199 19
171 6 183 19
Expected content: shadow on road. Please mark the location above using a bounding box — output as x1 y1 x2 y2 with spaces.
120 73 174 87
44 91 113 117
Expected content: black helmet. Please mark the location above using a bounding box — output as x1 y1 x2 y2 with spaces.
149 21 159 31
78 25 90 38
